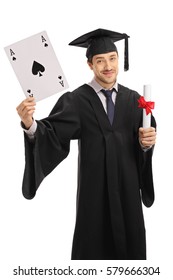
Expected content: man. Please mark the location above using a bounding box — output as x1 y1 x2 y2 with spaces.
16 29 156 260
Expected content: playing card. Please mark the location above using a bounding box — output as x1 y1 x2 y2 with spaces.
4 31 69 101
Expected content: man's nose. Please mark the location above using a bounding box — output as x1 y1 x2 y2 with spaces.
104 60 112 70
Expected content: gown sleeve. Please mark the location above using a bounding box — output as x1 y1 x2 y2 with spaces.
132 90 156 207
138 115 156 207
22 91 81 199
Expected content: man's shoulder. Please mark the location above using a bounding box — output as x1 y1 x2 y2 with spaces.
61 84 93 98
55 84 93 109
118 83 140 98
49 84 94 115
72 84 94 95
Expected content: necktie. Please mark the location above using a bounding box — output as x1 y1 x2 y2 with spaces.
101 89 115 124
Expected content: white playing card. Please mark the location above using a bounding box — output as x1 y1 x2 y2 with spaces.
4 31 69 101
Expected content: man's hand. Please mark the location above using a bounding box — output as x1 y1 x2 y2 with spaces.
16 97 36 129
139 127 156 148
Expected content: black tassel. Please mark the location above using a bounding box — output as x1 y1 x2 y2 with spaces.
124 34 129 71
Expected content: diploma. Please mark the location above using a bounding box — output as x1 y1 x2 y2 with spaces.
137 84 155 128
143 85 151 128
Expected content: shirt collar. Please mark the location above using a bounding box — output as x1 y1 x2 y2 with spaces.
88 78 118 93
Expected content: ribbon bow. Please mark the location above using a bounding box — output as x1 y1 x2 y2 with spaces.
138 96 155 115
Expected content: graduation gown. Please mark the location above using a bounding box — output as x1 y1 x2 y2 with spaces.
22 84 156 260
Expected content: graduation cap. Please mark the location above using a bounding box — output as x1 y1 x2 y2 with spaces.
69 28 130 71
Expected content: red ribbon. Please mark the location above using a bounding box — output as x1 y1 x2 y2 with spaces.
138 96 155 115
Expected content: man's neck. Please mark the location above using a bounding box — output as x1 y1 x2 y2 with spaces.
94 78 117 90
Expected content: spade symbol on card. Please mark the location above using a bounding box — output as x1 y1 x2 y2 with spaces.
32 61 45 77
27 89 33 97
58 75 64 87
10 49 16 61
41 35 48 47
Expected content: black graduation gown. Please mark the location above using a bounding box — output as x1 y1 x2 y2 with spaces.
22 84 156 260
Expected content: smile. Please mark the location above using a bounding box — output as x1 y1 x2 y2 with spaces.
102 71 115 77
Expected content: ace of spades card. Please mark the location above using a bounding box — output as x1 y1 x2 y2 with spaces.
4 31 69 101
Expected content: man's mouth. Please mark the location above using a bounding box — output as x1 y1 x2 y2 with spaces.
102 70 114 77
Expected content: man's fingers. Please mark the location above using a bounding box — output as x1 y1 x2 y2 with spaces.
143 132 156 138
17 104 35 114
141 140 156 146
16 98 36 115
21 108 35 119
16 97 35 111
139 127 156 137
16 98 36 129
139 127 156 147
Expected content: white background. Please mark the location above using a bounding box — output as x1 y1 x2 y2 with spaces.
0 0 172 279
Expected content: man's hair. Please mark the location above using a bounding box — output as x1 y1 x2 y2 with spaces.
87 51 119 64
87 57 93 64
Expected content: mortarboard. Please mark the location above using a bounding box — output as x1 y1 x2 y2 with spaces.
69 28 130 71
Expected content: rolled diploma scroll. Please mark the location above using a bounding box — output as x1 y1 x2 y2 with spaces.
143 85 151 128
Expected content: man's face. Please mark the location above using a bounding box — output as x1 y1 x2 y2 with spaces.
87 51 119 89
